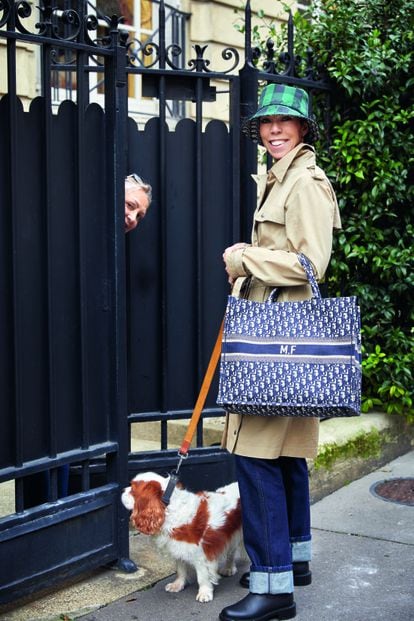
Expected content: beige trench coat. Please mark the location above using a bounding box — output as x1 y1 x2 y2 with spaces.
221 143 342 459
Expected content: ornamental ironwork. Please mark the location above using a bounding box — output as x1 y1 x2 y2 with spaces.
244 1 329 87
1 0 126 49
125 0 239 74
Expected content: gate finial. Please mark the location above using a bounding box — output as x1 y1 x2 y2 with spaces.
244 0 252 64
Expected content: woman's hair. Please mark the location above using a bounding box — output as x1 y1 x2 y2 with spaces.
125 173 153 204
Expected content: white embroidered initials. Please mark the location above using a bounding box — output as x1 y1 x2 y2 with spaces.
280 345 296 355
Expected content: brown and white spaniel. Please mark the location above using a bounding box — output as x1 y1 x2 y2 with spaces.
121 472 242 602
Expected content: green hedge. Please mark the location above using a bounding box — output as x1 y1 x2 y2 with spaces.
244 0 414 421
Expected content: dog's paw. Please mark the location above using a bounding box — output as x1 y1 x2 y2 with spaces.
219 565 237 577
196 586 214 603
165 579 185 593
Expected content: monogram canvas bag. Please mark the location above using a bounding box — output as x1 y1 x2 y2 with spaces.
217 254 361 417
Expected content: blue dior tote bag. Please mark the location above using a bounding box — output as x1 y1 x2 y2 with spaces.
217 254 361 417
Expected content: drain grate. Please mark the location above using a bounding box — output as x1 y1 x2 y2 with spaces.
370 477 414 506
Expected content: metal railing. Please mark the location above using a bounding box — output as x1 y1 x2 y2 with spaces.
49 0 190 118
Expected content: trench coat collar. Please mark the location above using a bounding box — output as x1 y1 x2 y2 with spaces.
269 142 315 184
252 143 315 202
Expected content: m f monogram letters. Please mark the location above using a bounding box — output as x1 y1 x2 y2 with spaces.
280 345 296 355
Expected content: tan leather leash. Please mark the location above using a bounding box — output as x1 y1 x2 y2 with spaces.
162 318 225 505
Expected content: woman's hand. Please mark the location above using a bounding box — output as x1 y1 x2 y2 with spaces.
223 243 249 285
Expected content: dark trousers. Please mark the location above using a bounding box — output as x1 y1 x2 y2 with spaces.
235 455 311 594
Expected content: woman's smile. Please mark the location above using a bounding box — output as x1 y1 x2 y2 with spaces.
259 115 307 159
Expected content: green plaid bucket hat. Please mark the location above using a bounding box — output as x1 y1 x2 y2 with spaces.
243 83 319 145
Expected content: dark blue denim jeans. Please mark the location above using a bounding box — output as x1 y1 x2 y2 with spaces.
235 455 311 594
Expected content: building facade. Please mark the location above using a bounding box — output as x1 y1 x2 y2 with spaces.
1 0 297 119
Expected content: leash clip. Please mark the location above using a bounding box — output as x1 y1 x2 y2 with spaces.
161 451 188 506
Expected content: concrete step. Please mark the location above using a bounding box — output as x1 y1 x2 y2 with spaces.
130 417 225 451
309 411 413 502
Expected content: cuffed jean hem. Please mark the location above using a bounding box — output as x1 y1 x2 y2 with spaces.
250 570 294 594
291 539 312 563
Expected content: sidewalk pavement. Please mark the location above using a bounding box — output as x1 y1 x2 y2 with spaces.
1 450 412 621
77 451 414 621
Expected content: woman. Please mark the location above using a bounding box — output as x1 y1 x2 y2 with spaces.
124 173 152 233
220 83 341 621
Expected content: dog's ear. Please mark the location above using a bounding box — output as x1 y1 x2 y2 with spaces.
130 480 166 535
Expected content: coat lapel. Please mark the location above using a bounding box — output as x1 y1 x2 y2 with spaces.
252 173 270 208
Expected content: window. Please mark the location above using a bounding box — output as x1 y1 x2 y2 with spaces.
49 0 188 122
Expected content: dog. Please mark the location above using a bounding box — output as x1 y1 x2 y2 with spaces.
121 472 242 602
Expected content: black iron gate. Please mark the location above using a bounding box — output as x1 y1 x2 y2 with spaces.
0 2 133 605
124 10 242 489
0 0 330 606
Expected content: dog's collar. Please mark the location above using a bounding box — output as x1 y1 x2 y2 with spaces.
161 472 179 505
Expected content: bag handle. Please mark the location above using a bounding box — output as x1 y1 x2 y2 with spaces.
297 253 321 298
268 253 321 303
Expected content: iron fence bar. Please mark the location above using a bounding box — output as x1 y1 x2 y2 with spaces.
257 72 331 91
287 11 295 75
0 483 119 532
75 0 91 455
128 446 230 469
77 121 90 452
6 2 17 98
178 9 187 117
195 75 204 448
148 0 190 18
124 68 239 81
0 442 119 484
128 408 224 423
49 65 241 80
102 17 134 570
64 0 74 101
7 5 25 513
158 58 169 437
230 75 241 258
239 86 257 239
157 0 169 423
244 0 252 63
81 460 91 491
0 29 115 55
239 0 257 242
40 22 61 504
76 0 89 107
136 5 189 51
